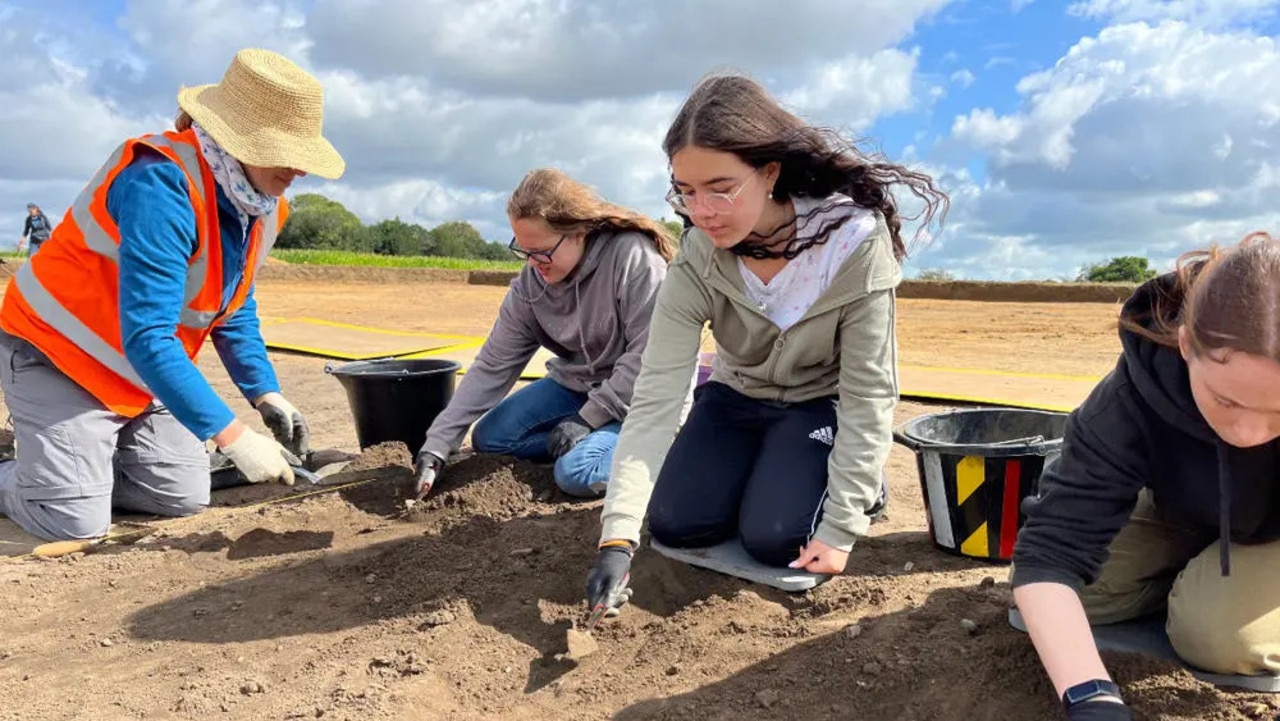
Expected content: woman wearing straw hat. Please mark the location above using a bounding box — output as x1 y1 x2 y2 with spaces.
0 48 344 541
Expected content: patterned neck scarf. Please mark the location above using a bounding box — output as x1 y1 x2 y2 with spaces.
191 122 278 229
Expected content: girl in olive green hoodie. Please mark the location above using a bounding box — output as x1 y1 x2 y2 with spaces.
585 74 948 612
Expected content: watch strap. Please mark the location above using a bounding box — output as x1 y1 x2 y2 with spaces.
1062 679 1123 710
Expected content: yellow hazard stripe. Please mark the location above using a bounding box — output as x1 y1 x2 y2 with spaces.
960 521 990 557
956 455 985 505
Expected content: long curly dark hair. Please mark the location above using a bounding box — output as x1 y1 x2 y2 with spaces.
663 73 948 261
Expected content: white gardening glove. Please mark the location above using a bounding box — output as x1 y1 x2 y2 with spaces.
221 428 298 485
253 392 310 458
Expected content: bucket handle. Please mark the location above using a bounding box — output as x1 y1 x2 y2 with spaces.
891 429 920 452
892 431 1050 454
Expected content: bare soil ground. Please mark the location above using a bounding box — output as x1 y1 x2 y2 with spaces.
1 279 1270 721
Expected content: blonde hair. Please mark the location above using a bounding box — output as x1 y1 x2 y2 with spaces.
507 168 677 261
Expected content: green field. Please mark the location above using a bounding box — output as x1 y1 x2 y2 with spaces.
270 249 523 271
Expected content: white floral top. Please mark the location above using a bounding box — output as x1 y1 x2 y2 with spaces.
738 195 876 331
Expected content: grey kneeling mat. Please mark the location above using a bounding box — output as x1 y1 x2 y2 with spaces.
1008 608 1280 692
649 538 829 592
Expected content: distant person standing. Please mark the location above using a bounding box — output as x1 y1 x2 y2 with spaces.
20 204 52 256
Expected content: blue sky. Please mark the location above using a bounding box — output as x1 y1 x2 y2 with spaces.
883 0 1093 161
3 0 1280 280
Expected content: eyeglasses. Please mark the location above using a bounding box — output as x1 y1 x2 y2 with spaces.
665 174 755 216
508 234 568 263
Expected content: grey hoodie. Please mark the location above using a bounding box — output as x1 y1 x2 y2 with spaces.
421 230 668 459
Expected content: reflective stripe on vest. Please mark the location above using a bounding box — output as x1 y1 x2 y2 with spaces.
6 131 283 406
60 134 279 336
12 265 151 391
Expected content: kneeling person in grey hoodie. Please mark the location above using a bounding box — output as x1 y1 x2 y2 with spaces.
413 168 675 498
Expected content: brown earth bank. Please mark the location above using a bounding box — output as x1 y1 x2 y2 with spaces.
257 263 1142 303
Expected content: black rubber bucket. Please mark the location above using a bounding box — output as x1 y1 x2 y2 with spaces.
326 358 461 451
892 408 1067 563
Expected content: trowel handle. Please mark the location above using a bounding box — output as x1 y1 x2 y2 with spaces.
31 538 103 558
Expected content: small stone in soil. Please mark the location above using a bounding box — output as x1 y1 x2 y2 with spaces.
365 574 377 584
960 619 979 635
862 661 882 676
844 624 864 640
563 629 599 661
240 679 265 695
979 576 996 588
755 689 780 708
421 610 457 628
903 561 915 572
100 638 114 647
509 548 535 557
665 665 681 676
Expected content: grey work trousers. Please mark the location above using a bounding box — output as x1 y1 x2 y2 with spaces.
0 331 209 541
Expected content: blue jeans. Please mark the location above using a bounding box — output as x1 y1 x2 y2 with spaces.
471 378 621 497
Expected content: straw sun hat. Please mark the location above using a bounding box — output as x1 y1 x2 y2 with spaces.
177 48 345 179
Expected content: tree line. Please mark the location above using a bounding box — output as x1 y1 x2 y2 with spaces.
282 193 1162 282
279 193 684 260
916 256 1159 283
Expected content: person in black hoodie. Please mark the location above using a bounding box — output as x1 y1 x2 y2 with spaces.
1011 233 1280 720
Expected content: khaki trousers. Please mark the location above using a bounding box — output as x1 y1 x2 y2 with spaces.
1081 490 1280 675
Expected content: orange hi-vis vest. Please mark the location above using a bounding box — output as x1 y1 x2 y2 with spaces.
0 129 289 418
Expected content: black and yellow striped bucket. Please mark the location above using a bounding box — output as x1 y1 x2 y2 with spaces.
893 408 1066 562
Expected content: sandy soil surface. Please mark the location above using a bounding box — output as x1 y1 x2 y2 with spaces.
3 279 1265 721
253 280 1124 378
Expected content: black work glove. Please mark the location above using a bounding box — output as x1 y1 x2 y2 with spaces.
1067 701 1132 720
254 392 310 458
547 414 593 459
413 450 445 499
585 544 634 614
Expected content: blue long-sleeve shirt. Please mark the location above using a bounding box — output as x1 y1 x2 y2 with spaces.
111 150 281 440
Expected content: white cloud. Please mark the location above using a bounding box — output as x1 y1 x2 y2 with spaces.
937 20 1280 278
305 0 953 101
0 0 951 251
302 179 509 239
950 68 976 87
1068 0 1280 27
1011 0 1036 11
782 48 925 130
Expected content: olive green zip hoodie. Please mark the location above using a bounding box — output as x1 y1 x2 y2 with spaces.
599 213 901 551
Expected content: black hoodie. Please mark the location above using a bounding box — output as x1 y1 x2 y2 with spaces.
1010 273 1280 591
